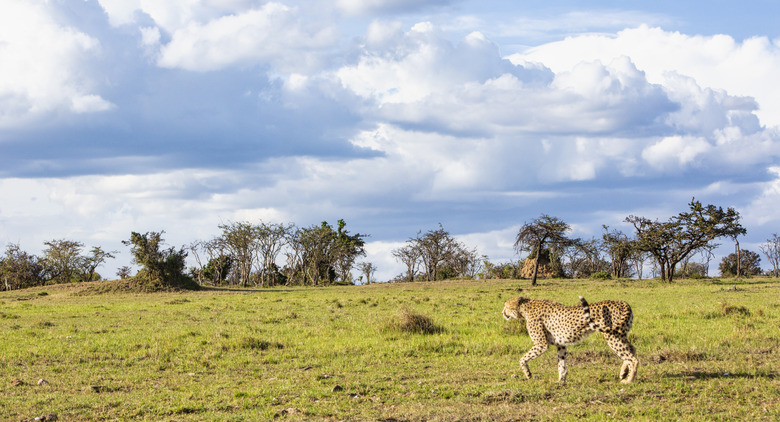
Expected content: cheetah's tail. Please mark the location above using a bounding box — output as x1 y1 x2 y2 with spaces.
579 296 601 332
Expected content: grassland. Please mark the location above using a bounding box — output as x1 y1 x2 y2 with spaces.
1 277 779 421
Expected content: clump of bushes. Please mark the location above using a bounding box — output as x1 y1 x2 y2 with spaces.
388 308 443 334
239 337 284 351
720 302 751 317
703 301 753 319
590 271 612 280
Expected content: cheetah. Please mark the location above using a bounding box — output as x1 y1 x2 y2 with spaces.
502 296 638 383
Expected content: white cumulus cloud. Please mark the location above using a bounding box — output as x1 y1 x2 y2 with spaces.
0 0 114 126
514 25 780 126
157 3 337 72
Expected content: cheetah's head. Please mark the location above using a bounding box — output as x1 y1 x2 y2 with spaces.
502 296 529 321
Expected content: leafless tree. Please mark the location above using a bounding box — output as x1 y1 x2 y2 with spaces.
357 261 377 284
759 233 780 277
392 243 420 282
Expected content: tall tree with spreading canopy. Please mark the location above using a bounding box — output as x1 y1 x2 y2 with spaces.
626 199 745 283
514 215 572 286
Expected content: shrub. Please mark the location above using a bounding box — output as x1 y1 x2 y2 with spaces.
239 337 284 351
591 271 612 280
388 308 443 334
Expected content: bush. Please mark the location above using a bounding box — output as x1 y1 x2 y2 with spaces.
591 271 612 280
123 231 199 290
388 308 443 334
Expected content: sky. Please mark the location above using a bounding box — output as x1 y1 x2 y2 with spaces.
2 0 780 281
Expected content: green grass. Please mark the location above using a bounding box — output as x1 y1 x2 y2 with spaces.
1 278 779 421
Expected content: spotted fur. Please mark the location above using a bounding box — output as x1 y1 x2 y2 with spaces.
502 296 638 383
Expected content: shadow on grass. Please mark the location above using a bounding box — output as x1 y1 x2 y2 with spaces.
667 370 777 380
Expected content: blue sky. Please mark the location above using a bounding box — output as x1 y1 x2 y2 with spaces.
2 0 780 280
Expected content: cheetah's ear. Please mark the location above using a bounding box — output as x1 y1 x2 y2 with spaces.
514 297 529 306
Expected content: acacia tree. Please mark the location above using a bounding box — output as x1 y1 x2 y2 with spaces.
626 199 745 283
759 234 780 277
42 239 85 284
601 226 634 278
298 222 336 285
116 266 132 280
628 248 651 279
514 215 572 286
564 238 605 278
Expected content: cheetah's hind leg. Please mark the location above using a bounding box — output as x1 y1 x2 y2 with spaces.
603 332 639 383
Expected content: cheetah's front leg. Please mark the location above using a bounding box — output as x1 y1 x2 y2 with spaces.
518 343 548 379
519 321 549 380
557 346 568 383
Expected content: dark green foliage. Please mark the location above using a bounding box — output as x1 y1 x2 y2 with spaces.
122 231 197 290
201 255 233 285
719 249 762 277
626 198 745 282
40 241 115 284
590 271 612 280
285 219 366 285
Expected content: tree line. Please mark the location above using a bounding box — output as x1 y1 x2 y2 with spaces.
2 199 780 291
507 199 773 285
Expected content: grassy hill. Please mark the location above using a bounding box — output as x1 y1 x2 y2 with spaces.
1 278 778 421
